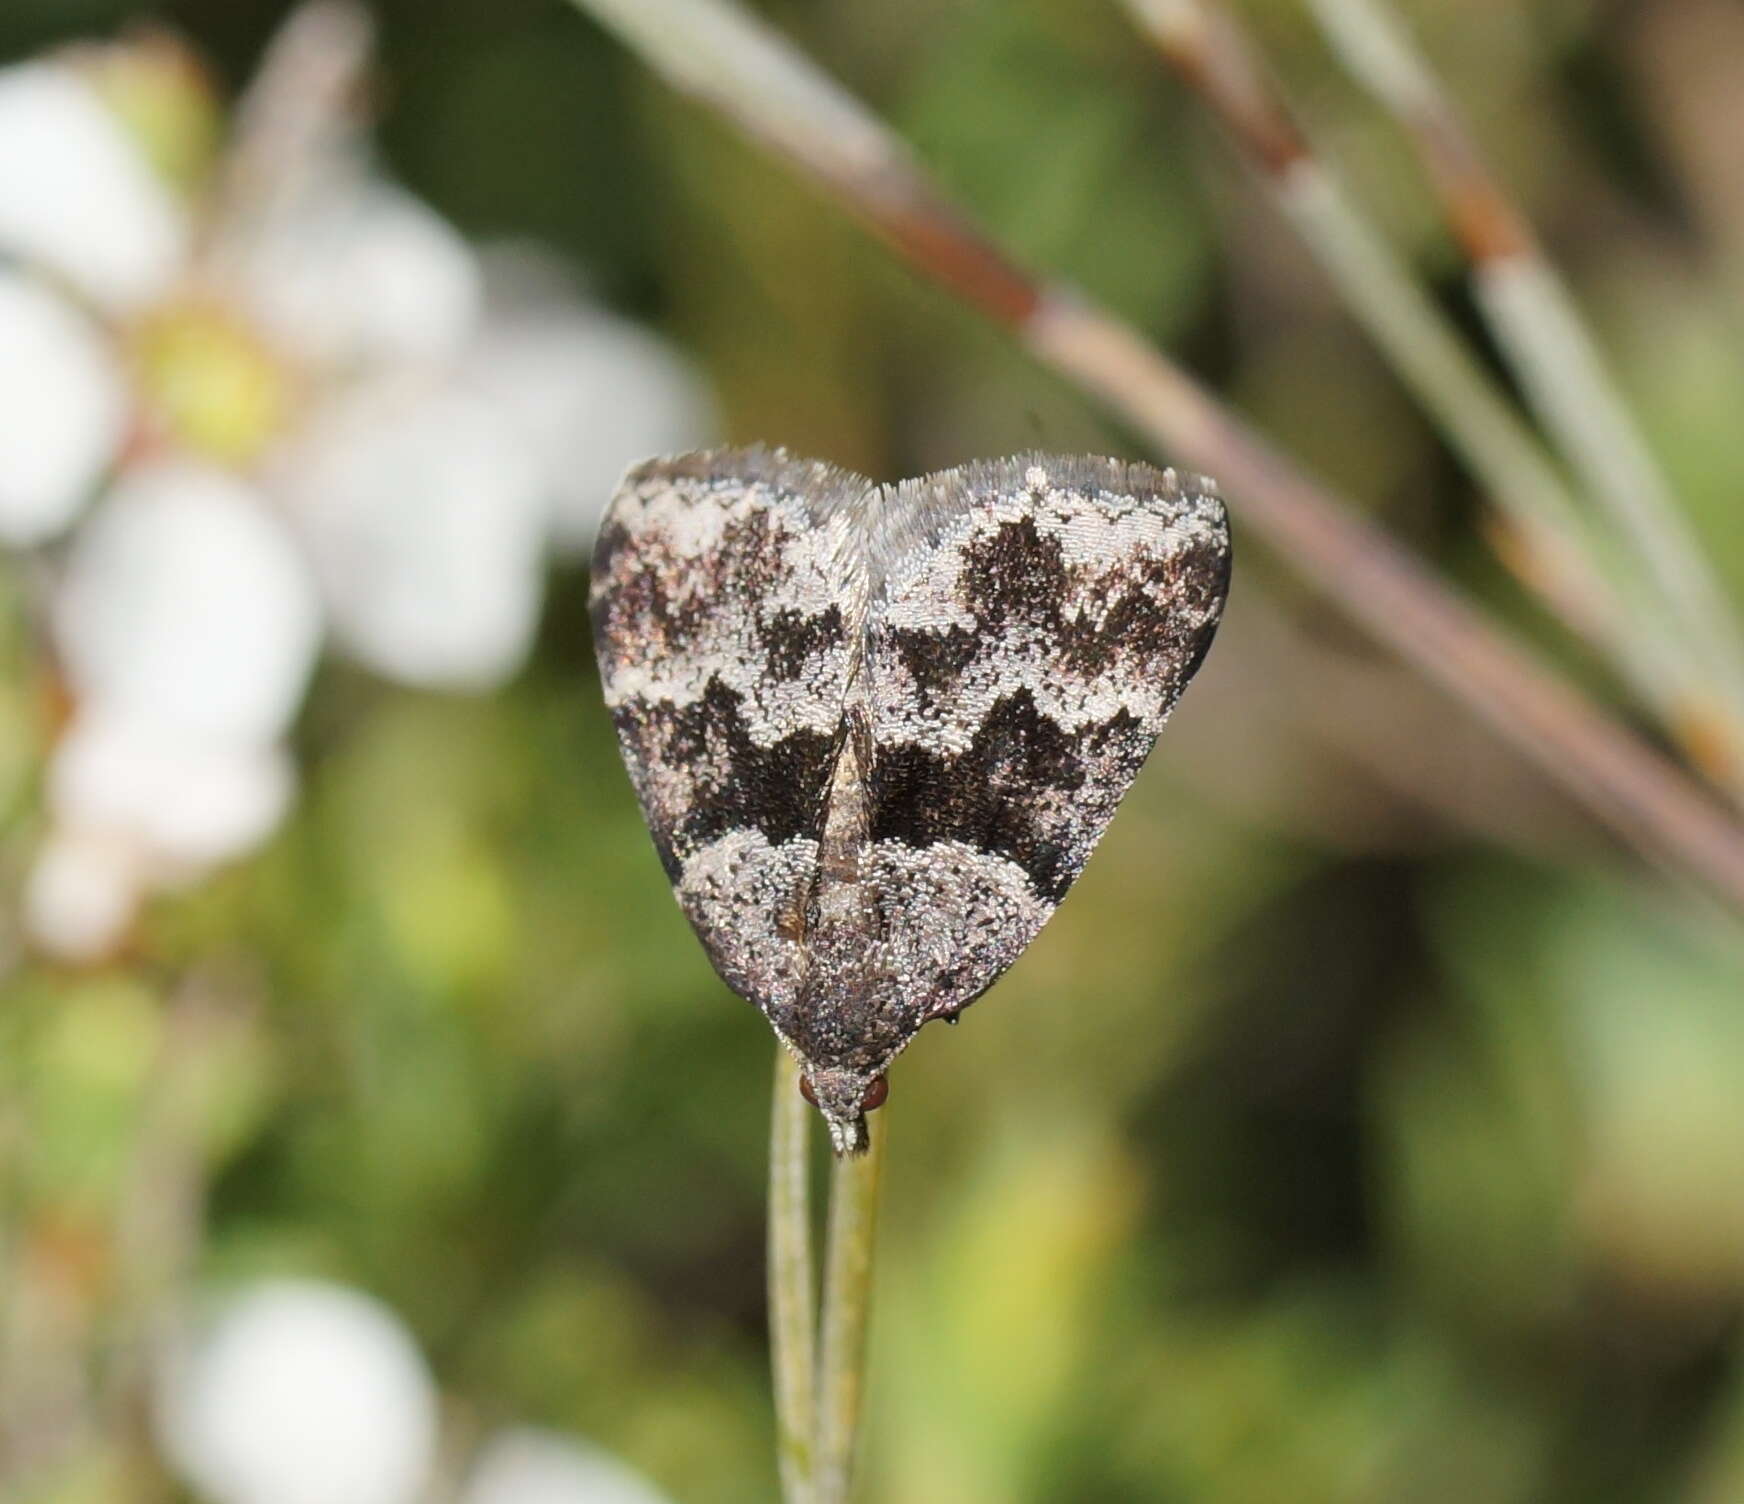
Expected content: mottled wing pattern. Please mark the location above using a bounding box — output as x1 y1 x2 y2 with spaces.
861 455 1229 1021
589 447 873 1010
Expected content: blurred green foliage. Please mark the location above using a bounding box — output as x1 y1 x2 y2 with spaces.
8 1 1744 1501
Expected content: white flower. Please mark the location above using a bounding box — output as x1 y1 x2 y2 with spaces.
22 460 319 960
0 274 127 542
23 828 153 965
157 1279 438 1504
0 60 185 310
0 14 714 960
23 726 294 960
44 713 296 879
463 1428 674 1504
240 169 482 370
464 285 716 552
279 382 545 689
54 462 321 744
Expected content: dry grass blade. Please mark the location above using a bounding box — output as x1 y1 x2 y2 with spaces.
1302 0 1744 785
206 0 374 264
1118 0 1688 736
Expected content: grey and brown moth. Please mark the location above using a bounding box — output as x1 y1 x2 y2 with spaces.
590 448 1230 1154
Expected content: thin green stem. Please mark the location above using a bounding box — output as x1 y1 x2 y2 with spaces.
769 1049 819 1504
815 1110 886 1504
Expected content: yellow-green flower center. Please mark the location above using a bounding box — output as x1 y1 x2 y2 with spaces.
131 302 290 465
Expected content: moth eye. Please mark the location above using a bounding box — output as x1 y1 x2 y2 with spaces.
860 1074 889 1112
798 1075 818 1108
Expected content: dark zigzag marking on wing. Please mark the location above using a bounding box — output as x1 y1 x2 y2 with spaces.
609 676 835 881
865 690 1153 905
883 512 1226 704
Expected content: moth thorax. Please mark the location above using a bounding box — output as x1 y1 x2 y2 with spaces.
795 911 884 1022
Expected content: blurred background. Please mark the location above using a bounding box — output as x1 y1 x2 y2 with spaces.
5 0 1744 1500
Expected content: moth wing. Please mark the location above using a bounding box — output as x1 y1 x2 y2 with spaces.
861 453 1230 1020
590 446 873 1010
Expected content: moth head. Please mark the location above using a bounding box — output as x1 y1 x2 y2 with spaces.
798 1067 889 1156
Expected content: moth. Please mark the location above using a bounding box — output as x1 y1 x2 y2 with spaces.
591 448 1229 1153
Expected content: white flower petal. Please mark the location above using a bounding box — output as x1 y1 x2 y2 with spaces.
463 1429 673 1504
467 305 714 553
54 461 322 743
48 710 295 874
243 172 481 371
0 61 185 309
0 273 127 541
21 827 146 963
157 1280 438 1504
283 383 545 689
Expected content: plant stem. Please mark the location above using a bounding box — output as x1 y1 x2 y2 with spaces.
1118 0 1712 776
815 1108 886 1504
562 0 1744 909
207 0 374 268
1302 0 1744 783
768 1048 819 1504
